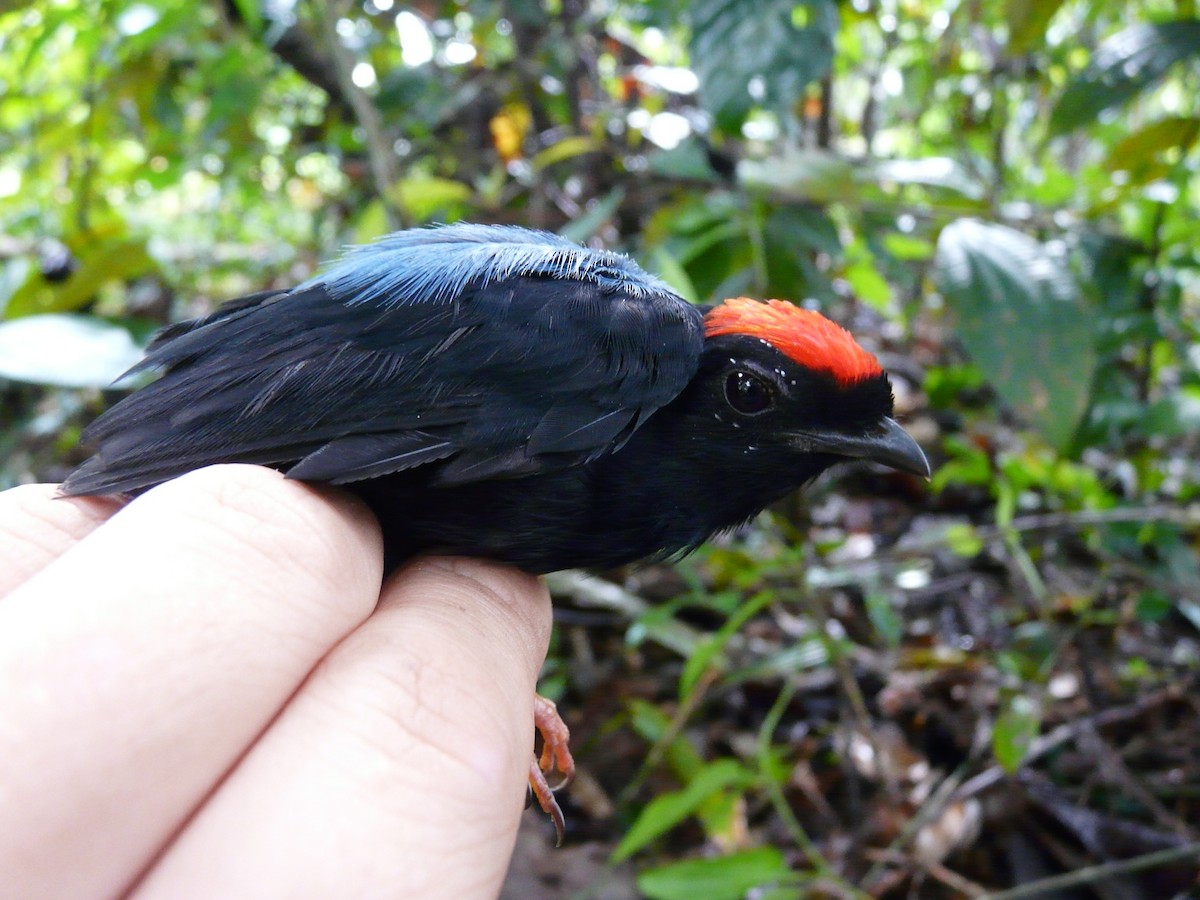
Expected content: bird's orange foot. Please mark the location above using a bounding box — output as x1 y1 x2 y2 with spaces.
528 693 575 845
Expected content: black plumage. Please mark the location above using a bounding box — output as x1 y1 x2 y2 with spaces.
63 224 927 573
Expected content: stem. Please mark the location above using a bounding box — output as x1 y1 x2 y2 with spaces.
977 843 1200 900
315 0 404 229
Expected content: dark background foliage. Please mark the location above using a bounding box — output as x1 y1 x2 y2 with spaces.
2 0 1198 895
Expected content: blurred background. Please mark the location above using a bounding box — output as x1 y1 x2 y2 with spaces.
1 0 1198 896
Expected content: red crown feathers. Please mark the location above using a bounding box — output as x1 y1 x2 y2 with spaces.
704 298 883 386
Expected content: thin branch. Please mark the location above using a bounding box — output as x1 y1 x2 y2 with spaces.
976 843 1200 900
953 684 1186 801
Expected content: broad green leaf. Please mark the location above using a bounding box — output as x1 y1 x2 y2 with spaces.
647 141 724 182
1105 116 1200 182
1006 0 1068 53
872 157 984 199
934 219 1096 449
612 759 749 861
763 204 838 303
0 314 143 387
689 0 838 130
637 847 795 900
993 695 1040 773
1050 20 1200 134
739 149 858 204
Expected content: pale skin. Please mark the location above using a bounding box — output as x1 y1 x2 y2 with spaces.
0 464 552 898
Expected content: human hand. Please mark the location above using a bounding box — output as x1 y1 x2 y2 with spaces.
0 464 552 898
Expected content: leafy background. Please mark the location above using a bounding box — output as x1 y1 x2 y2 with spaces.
2 0 1199 896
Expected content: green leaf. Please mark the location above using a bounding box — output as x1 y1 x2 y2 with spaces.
679 590 774 698
1140 387 1200 439
1006 0 1068 53
1105 116 1200 182
389 176 472 223
689 0 838 129
612 759 750 861
993 695 1041 773
558 187 625 244
1134 591 1173 623
0 314 143 387
1050 20 1200 134
944 523 985 558
934 219 1096 449
647 141 724 181
230 0 263 34
648 246 699 303
739 149 858 204
872 157 984 199
4 235 155 319
531 136 598 172
865 590 902 647
637 847 795 900
882 232 935 261
353 200 392 245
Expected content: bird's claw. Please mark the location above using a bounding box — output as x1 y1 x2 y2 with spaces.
528 693 574 845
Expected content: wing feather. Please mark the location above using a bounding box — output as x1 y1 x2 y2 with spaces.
63 225 704 497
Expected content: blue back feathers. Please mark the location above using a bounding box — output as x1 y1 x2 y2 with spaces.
304 223 678 306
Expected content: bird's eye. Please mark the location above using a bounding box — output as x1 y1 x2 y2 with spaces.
724 370 775 416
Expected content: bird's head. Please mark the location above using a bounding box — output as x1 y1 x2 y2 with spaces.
671 298 928 488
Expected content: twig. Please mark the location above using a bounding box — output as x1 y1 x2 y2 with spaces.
1001 505 1200 534
758 679 873 900
954 684 1185 801
616 666 720 805
976 843 1200 900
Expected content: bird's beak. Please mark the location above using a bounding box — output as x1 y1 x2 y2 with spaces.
791 417 930 478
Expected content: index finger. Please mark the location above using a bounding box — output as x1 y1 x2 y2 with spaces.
0 484 125 597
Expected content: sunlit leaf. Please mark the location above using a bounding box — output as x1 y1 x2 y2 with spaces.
1105 116 1200 182
739 149 857 204
531 136 597 171
1006 0 1067 53
882 232 935 261
0 314 143 388
1050 20 1200 134
390 176 472 223
637 847 795 900
872 157 984 199
935 219 1096 449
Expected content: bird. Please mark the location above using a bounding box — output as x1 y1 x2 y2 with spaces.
62 223 929 841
